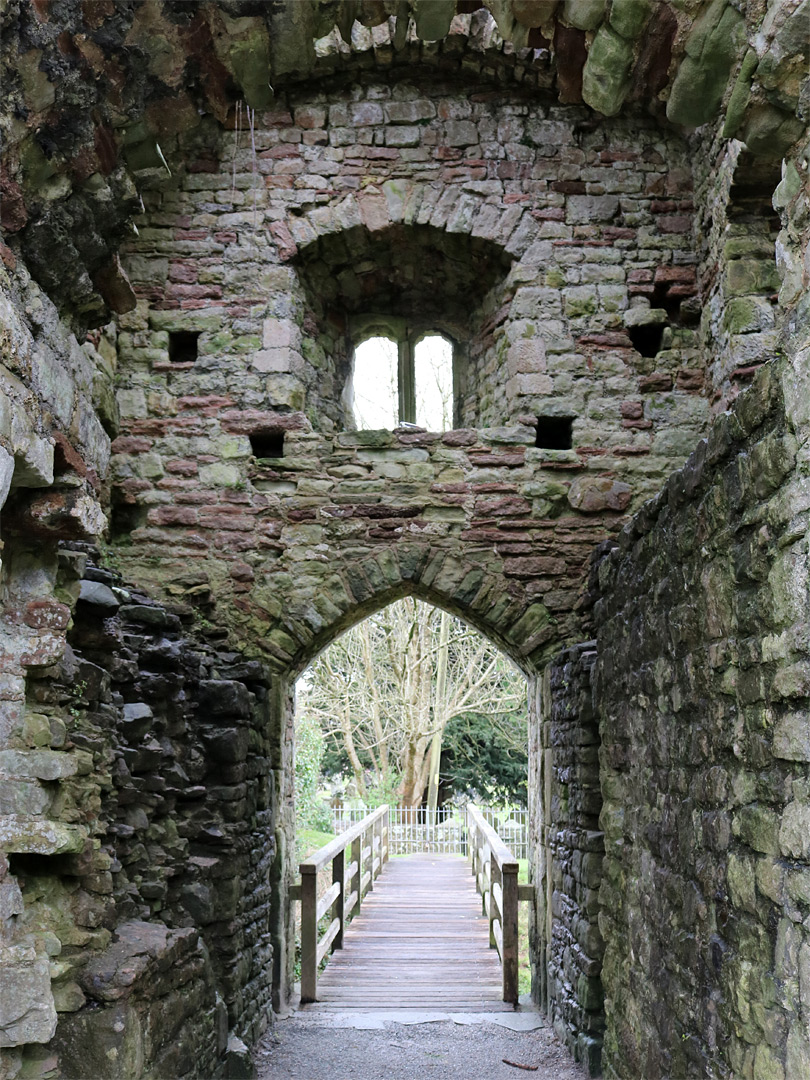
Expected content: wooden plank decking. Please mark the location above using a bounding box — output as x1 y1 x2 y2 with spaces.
304 853 511 1011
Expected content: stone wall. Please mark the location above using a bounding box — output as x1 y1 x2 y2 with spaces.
593 358 807 1079
2 544 285 1078
590 98 810 1080
531 643 603 1076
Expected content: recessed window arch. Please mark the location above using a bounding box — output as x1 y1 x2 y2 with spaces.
348 316 457 432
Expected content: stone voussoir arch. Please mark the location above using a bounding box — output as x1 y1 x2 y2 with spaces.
253 543 553 681
280 177 540 266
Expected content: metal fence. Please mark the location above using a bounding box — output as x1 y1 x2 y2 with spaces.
330 805 528 858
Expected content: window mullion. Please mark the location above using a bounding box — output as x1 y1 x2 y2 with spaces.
398 335 416 425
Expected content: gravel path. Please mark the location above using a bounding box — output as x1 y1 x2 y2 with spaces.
255 1015 588 1080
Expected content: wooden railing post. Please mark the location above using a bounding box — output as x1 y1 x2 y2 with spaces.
351 833 362 917
489 851 498 948
501 860 519 1004
333 848 345 950
300 865 318 1003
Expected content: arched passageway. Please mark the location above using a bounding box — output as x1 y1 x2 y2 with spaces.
1 4 808 1080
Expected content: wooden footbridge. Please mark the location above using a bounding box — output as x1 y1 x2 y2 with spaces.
293 806 533 1011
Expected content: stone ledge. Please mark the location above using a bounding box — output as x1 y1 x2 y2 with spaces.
0 816 88 855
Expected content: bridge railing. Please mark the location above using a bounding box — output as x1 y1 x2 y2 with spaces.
295 804 389 1003
467 803 525 1004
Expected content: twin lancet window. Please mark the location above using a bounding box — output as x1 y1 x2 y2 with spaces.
350 320 454 432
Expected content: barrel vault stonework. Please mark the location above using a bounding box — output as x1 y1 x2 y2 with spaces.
1 2 809 1078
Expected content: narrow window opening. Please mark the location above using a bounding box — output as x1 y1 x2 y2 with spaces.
628 323 665 358
168 331 200 364
353 336 399 429
250 431 285 459
109 500 148 539
535 416 573 450
414 334 453 432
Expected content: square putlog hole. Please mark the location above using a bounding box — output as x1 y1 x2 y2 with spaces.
168 331 200 363
250 431 285 458
535 416 573 450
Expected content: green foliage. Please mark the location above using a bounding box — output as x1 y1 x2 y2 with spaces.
295 709 331 830
440 711 528 806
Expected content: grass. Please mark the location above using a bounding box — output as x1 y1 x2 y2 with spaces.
296 827 335 862
518 858 531 997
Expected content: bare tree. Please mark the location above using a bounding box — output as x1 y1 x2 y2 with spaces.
296 598 527 808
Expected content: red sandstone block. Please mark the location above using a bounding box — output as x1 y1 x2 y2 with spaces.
654 265 695 284
169 262 197 283
658 215 691 234
620 401 643 420
474 496 531 517
24 601 71 630
442 166 488 182
677 369 705 391
472 482 518 493
627 284 655 298
294 106 326 129
667 283 697 297
165 459 198 476
466 453 526 467
111 436 152 454
621 418 653 429
504 193 531 204
213 534 256 553
148 506 198 526
172 229 209 241
530 207 566 221
214 231 237 243
442 430 478 447
730 364 762 381
259 144 302 159
614 446 651 456
504 557 566 577
551 180 586 194
177 395 234 413
166 283 223 300
117 478 151 495
269 221 297 260
577 331 633 348
603 227 635 240
638 373 673 392
627 268 653 282
199 514 255 531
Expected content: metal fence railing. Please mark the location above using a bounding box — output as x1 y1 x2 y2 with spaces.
330 805 527 859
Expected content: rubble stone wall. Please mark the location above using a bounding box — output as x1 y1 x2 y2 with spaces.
531 643 603 1076
2 544 284 1078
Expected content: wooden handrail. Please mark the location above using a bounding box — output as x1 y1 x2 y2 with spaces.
467 804 521 1004
297 805 389 1003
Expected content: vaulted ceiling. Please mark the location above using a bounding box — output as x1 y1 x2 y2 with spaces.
1 0 808 325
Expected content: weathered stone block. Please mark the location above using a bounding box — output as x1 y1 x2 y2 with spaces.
0 946 57 1047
